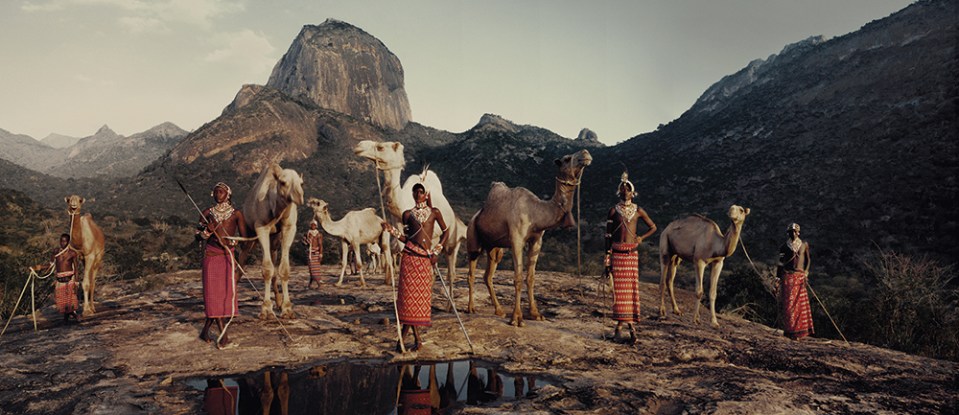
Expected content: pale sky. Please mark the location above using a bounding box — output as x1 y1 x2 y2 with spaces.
0 0 914 145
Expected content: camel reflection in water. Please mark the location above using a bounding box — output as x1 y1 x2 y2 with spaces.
198 360 545 414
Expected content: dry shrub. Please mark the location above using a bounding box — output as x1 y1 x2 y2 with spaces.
863 250 958 360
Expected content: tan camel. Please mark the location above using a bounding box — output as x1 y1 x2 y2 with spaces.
240 163 304 319
307 198 393 287
353 140 468 286
658 205 751 328
64 195 105 315
465 149 592 326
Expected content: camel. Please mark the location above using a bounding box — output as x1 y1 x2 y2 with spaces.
658 205 751 328
306 198 394 287
465 149 592 326
64 195 105 315
365 243 382 274
353 140 468 286
240 163 304 319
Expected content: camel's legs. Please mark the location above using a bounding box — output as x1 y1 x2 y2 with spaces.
708 259 725 327
336 240 349 286
659 255 669 318
467 255 479 314
485 248 505 317
353 244 367 287
445 243 460 312
82 253 101 315
261 371 275 415
525 234 545 321
509 238 526 327
277 221 296 318
668 257 682 315
693 260 707 324
277 372 290 415
382 235 395 285
258 230 276 320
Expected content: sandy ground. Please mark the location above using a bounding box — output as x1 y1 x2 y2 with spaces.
0 264 956 414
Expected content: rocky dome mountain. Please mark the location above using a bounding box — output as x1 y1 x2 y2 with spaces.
0 123 187 180
266 19 411 131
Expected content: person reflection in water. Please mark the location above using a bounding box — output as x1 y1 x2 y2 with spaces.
203 379 238 415
397 364 437 415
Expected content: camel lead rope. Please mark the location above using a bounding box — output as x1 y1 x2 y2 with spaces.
372 160 407 354
433 262 474 354
805 282 849 344
576 169 583 276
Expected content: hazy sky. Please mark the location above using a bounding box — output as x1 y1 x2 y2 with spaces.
0 0 914 145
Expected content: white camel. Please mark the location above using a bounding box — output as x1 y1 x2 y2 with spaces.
353 140 468 286
307 198 393 287
240 163 305 319
365 243 383 274
659 205 751 328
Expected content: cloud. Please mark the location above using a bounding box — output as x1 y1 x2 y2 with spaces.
20 0 244 31
118 16 169 34
204 29 276 76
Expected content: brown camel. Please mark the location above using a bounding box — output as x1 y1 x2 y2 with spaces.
465 149 592 326
353 140 467 286
64 195 105 315
658 205 751 327
240 163 305 319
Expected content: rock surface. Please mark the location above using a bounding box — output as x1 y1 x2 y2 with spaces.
0 266 954 414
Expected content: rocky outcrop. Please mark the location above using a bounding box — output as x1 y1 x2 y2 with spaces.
0 128 56 169
576 128 600 144
266 19 411 131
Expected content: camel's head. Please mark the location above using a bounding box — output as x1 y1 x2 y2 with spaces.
64 195 85 215
728 205 751 224
306 198 329 219
353 140 405 170
271 164 305 206
554 149 593 181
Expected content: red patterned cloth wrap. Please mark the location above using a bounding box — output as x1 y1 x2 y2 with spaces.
780 271 814 339
203 385 238 415
398 242 433 326
54 271 79 314
611 242 641 322
308 247 323 279
399 388 432 415
202 244 238 318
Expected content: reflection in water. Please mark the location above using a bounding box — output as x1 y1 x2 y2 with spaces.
188 360 549 415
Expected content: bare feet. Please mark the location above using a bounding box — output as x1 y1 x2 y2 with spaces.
199 331 212 344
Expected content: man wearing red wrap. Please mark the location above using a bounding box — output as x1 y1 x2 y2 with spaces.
604 172 657 344
196 182 247 347
302 220 323 289
34 233 81 323
383 183 449 352
777 223 814 340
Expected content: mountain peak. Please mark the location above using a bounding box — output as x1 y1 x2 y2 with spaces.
576 128 600 143
472 113 518 133
266 20 411 130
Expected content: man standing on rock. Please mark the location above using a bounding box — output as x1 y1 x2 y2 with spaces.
383 183 449 352
777 223 814 340
604 172 657 344
196 182 247 347
33 233 82 324
302 220 323 289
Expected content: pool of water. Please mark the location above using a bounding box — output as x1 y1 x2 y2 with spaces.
186 359 554 414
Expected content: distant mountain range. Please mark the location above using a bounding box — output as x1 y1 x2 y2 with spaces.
0 122 187 179
1 0 955 271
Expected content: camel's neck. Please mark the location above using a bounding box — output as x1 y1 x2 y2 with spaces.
381 167 404 221
722 221 744 257
317 212 346 237
69 213 83 249
532 178 576 229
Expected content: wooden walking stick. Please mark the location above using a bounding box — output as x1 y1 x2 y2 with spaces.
371 162 407 354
